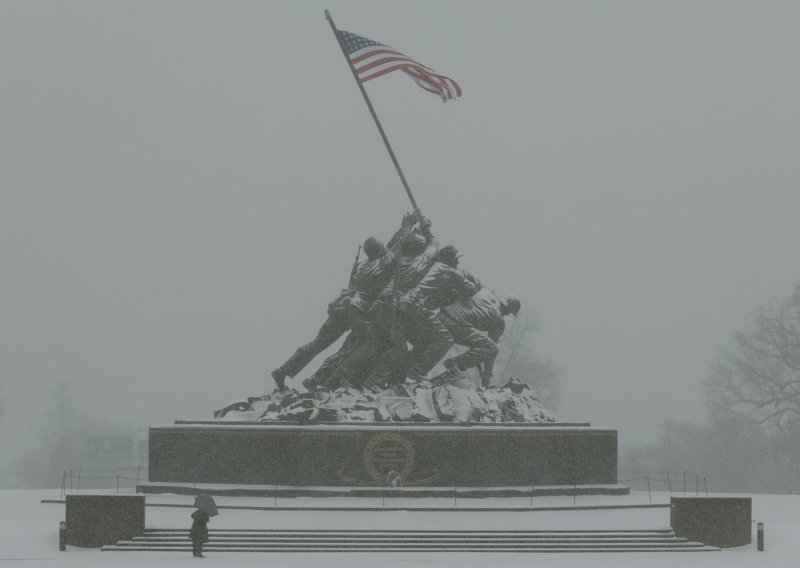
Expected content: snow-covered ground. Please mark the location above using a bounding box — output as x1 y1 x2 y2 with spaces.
1 488 796 567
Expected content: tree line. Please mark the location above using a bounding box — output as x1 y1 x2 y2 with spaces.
623 282 800 493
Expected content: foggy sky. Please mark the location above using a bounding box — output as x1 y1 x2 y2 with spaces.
2 1 800 484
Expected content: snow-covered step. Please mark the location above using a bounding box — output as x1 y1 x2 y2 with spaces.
102 528 720 553
103 546 720 553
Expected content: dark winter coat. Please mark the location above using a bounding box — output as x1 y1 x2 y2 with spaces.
189 510 210 543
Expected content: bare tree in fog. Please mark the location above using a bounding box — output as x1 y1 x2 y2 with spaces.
706 282 800 432
620 281 800 493
15 380 85 487
494 310 562 409
618 415 800 493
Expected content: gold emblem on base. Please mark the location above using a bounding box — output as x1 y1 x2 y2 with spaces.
338 431 438 486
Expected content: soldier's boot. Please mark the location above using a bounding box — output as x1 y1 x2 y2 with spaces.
363 376 387 392
271 367 287 391
443 358 466 378
302 376 318 392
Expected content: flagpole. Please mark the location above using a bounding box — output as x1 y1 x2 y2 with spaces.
324 10 420 212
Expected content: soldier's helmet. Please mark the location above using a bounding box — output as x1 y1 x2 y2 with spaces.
438 245 461 267
402 233 428 256
502 295 521 316
363 237 385 259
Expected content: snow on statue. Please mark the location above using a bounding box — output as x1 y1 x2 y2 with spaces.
215 211 554 424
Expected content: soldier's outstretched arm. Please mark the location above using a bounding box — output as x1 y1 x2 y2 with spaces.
387 211 416 250
452 268 481 298
488 318 506 344
421 236 439 266
461 268 485 292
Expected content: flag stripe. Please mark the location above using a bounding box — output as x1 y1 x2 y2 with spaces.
403 66 460 99
350 48 433 71
403 67 450 99
339 30 461 102
355 55 422 76
351 48 436 73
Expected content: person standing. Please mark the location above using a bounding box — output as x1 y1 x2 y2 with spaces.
189 508 210 558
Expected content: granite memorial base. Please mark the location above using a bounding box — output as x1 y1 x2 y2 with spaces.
148 422 621 489
65 495 145 548
670 496 752 548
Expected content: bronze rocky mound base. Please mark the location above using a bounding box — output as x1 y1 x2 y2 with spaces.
215 376 554 423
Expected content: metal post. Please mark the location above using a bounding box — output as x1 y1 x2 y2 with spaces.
59 521 67 551
646 477 651 503
573 486 577 505
324 9 420 212
666 471 672 493
757 522 764 551
704 478 708 496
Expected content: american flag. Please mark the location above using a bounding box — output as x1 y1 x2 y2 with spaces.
338 30 462 102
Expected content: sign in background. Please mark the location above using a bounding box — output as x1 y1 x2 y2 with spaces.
87 435 132 462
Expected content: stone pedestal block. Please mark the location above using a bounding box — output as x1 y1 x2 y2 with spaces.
149 422 618 487
65 495 145 548
670 496 751 548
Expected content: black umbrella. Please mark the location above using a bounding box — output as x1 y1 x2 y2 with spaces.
193 493 218 516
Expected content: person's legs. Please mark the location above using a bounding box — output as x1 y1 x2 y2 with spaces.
447 327 497 374
328 321 388 388
362 301 407 388
404 310 453 381
304 331 357 389
438 312 497 379
272 314 349 387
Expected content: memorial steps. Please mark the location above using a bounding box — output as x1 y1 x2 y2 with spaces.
102 528 720 553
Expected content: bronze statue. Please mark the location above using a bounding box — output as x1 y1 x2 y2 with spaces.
393 244 482 382
400 245 481 312
272 208 522 394
271 212 416 390
358 215 452 386
437 288 521 387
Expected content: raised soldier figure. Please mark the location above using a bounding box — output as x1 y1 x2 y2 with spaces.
400 245 481 311
300 212 419 390
437 288 521 387
393 245 480 380
363 216 456 386
271 212 416 390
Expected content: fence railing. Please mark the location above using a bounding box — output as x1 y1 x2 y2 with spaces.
56 465 710 508
60 465 149 497
618 469 709 502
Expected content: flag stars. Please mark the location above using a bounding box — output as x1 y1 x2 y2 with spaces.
340 31 383 55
